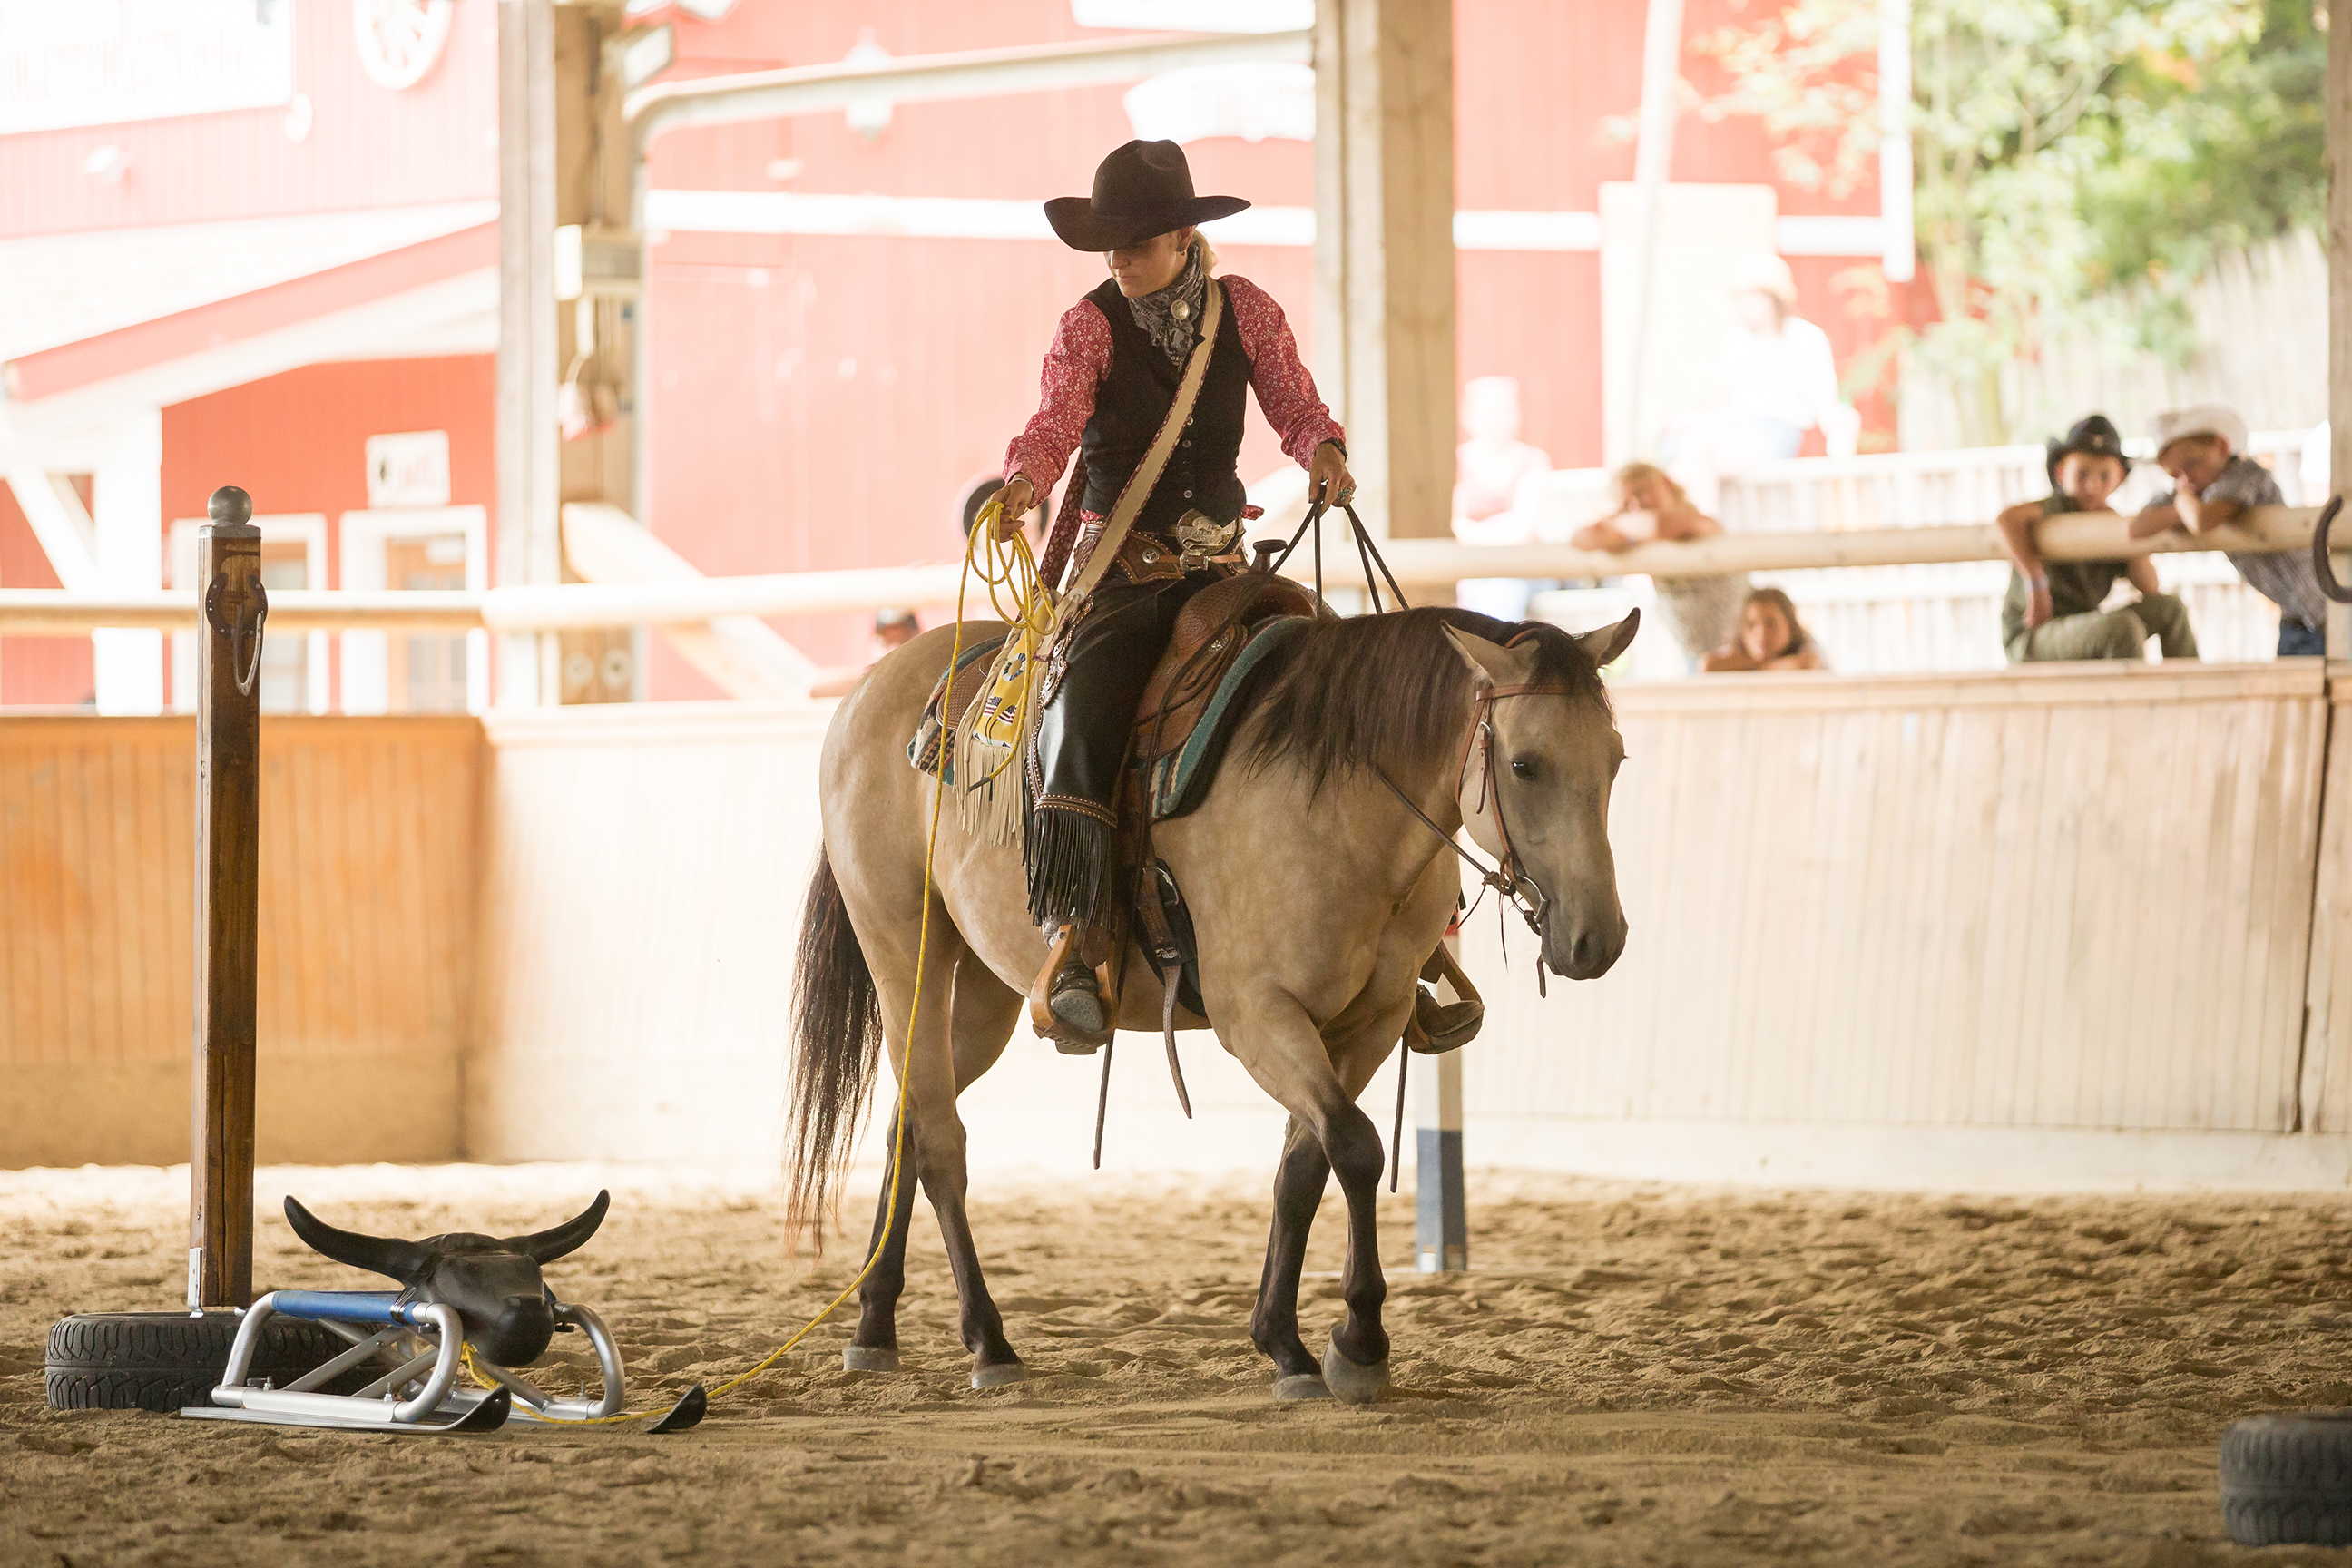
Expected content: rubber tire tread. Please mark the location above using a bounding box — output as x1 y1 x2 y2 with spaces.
2220 1412 2352 1546
45 1311 365 1412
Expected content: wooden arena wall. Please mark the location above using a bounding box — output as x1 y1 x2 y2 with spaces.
0 716 479 1167
1460 662 2352 1186
15 662 2352 1183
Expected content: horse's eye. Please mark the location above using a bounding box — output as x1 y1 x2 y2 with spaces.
1510 756 1537 780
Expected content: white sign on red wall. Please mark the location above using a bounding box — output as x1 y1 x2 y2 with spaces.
0 0 296 135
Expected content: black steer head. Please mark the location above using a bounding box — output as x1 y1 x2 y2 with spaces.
282 1191 610 1367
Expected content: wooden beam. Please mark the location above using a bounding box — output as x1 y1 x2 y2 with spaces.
497 0 560 705
1611 0 1686 468
188 486 263 1310
0 469 99 591
562 502 819 699
550 4 643 707
0 505 2333 635
2331 0 2351 657
1315 0 1456 542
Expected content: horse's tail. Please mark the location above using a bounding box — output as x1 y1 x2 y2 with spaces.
784 848 884 1257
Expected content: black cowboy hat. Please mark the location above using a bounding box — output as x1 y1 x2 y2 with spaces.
2045 413 2131 485
1044 140 1249 252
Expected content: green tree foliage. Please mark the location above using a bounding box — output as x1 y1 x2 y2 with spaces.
1694 0 2319 441
2079 0 2325 299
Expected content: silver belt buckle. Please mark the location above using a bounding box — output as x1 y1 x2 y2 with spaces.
1175 509 1240 571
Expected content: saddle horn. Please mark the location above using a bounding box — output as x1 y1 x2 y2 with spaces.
2312 496 2352 604
283 1196 434 1285
505 1190 610 1264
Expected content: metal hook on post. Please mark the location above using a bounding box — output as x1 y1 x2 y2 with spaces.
2312 495 2350 602
204 582 269 697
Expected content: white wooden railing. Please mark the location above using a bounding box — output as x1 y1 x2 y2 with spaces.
1512 434 2324 674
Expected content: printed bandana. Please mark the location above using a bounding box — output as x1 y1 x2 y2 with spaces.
1125 244 1209 368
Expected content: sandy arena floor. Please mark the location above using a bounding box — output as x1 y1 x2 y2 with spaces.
5 1161 2352 1566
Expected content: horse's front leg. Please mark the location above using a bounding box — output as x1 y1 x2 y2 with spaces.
1250 1115 1332 1398
1229 995 1405 1404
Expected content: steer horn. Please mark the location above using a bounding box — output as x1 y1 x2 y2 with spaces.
2313 496 2351 603
505 1190 611 1265
283 1197 434 1286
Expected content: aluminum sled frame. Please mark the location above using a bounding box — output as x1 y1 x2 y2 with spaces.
181 1289 701 1434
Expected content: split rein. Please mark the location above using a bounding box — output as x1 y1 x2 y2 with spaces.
1269 500 1562 970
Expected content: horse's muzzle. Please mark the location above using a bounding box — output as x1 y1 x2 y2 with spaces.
1545 915 1624 981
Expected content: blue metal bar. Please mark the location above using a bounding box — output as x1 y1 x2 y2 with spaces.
266 1290 415 1326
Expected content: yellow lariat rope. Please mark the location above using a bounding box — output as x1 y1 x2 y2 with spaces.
485 501 1049 1426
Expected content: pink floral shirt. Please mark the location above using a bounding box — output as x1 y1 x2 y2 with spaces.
1003 274 1344 508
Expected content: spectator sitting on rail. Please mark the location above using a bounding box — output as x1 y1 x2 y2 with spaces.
1700 586 1825 671
1998 414 2198 664
1573 462 1748 664
2126 404 2316 656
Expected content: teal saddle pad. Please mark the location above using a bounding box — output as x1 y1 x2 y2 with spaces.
1143 613 1310 824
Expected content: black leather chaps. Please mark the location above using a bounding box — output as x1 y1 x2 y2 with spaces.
1024 568 1213 930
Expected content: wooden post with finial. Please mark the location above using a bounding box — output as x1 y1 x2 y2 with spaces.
188 485 266 1309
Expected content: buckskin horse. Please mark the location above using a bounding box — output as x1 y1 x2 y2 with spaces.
787 603 1638 1401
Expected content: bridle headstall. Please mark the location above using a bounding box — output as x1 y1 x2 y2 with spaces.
1377 671 1570 953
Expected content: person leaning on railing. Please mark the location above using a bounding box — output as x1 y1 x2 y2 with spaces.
1572 463 1748 666
1996 414 2199 664
2126 404 2318 657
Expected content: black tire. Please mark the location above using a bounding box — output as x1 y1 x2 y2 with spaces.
45 1310 368 1413
2220 1411 2352 1545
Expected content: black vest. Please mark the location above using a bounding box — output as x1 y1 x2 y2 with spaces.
1078 275 1250 539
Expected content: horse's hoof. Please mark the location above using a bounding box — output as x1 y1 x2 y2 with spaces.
970 1360 1027 1390
841 1345 899 1373
1321 1330 1389 1405
1274 1374 1332 1402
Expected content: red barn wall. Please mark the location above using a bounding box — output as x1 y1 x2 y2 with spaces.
0 487 93 708
160 356 497 562
0 0 497 242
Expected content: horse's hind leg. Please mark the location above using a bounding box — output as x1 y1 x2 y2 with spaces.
1251 1115 1333 1398
913 953 1025 1387
845 1101 920 1371
847 949 1023 1378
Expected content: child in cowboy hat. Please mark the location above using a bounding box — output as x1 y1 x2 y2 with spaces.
985 139 1352 1050
2127 404 2316 655
1996 414 2199 663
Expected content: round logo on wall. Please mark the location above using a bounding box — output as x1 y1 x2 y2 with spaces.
355 0 454 91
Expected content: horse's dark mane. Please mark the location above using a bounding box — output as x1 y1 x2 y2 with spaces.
1239 606 1611 797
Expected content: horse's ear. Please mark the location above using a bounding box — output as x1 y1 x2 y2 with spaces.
1574 609 1639 671
1443 626 1534 687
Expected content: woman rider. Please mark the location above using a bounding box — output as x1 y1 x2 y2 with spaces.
987 140 1354 1050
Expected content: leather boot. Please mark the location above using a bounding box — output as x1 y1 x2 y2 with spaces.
1028 926 1115 1054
